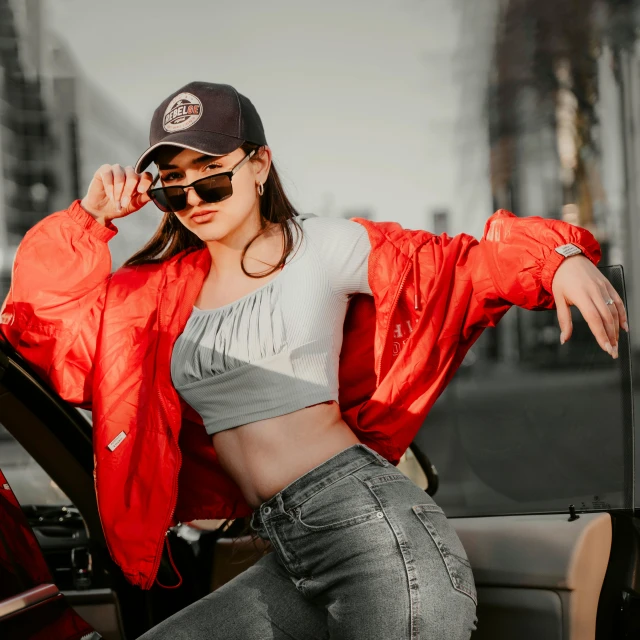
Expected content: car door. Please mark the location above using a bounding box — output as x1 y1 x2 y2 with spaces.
0 466 100 640
0 346 139 640
417 265 640 639
0 332 230 639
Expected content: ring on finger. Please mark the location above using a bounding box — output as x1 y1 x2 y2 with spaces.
605 298 614 306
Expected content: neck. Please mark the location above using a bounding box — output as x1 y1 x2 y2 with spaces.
205 210 282 277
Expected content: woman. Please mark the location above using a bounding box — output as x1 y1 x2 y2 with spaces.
0 81 626 639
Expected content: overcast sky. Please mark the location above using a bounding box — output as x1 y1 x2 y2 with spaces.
46 0 495 233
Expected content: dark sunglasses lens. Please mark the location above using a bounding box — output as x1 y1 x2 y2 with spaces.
194 174 233 203
149 187 187 213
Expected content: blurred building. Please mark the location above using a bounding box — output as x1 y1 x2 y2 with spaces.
45 33 161 269
448 0 499 239
0 0 158 296
485 0 640 364
597 0 640 368
0 0 56 293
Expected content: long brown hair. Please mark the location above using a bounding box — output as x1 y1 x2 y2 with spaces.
123 143 301 277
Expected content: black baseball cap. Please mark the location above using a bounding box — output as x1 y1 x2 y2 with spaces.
134 81 268 173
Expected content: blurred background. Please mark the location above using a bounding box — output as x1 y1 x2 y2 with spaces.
0 0 639 512
1 0 639 364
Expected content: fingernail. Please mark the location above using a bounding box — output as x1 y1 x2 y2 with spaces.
623 321 629 332
613 345 619 359
560 332 566 345
605 342 613 355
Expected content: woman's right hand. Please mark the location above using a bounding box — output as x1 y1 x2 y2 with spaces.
80 164 154 223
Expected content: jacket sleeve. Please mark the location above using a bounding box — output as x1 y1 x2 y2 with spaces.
455 209 601 338
0 200 118 408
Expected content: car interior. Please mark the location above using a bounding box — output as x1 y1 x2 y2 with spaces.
0 264 638 639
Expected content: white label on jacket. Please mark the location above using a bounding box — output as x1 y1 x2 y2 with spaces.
555 243 582 258
107 431 127 452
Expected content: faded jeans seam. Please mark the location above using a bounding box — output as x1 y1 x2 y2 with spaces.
365 482 421 640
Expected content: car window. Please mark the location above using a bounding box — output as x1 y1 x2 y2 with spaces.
0 424 71 507
416 265 632 518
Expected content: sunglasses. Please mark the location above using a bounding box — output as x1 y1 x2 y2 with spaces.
147 149 256 213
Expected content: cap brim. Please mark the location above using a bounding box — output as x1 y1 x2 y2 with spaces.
134 130 244 173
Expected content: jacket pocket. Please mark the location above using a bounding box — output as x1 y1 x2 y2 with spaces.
412 504 477 605
294 474 382 532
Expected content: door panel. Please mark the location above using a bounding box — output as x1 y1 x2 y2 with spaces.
452 513 612 640
63 590 126 640
0 592 100 640
473 587 564 640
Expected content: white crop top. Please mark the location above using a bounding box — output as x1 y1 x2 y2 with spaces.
170 214 372 435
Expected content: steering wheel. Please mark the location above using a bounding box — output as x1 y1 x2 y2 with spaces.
409 442 439 497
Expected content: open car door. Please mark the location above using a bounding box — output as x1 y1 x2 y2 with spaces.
0 340 143 638
418 265 640 639
0 321 245 638
0 467 99 639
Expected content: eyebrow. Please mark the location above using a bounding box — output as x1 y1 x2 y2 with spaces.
157 155 222 170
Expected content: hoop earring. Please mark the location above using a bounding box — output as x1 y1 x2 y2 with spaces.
257 182 264 196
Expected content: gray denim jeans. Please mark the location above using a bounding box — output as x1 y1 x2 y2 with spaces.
137 443 478 639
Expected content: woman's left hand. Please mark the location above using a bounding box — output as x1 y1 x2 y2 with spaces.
552 255 628 359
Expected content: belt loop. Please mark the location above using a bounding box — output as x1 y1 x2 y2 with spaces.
276 493 296 523
369 446 389 466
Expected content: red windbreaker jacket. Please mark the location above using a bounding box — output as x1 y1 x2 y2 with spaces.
0 200 600 589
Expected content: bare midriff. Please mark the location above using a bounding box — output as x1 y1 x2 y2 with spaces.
211 401 362 509
201 228 364 508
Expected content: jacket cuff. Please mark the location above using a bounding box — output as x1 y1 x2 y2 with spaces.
540 240 600 294
66 200 118 242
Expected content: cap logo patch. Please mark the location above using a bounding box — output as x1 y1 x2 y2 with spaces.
163 92 203 132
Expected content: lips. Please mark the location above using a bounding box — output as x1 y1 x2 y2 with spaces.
190 210 217 223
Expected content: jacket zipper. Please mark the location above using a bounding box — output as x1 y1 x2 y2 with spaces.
146 275 183 590
146 385 182 589
93 467 118 572
374 244 425 382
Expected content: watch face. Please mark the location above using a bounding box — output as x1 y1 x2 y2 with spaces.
555 243 583 258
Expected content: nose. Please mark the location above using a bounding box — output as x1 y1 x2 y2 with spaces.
185 186 204 208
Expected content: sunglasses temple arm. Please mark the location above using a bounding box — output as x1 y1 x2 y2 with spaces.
231 148 257 175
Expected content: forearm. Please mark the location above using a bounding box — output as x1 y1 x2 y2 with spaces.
472 209 601 310
0 200 116 404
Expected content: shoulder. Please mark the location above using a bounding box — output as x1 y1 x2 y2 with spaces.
296 215 370 246
297 213 367 233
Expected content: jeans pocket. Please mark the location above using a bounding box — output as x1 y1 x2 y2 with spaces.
294 474 382 532
412 504 478 606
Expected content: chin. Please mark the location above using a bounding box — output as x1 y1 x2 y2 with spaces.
190 221 231 242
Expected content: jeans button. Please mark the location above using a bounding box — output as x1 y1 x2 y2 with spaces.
263 506 271 515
